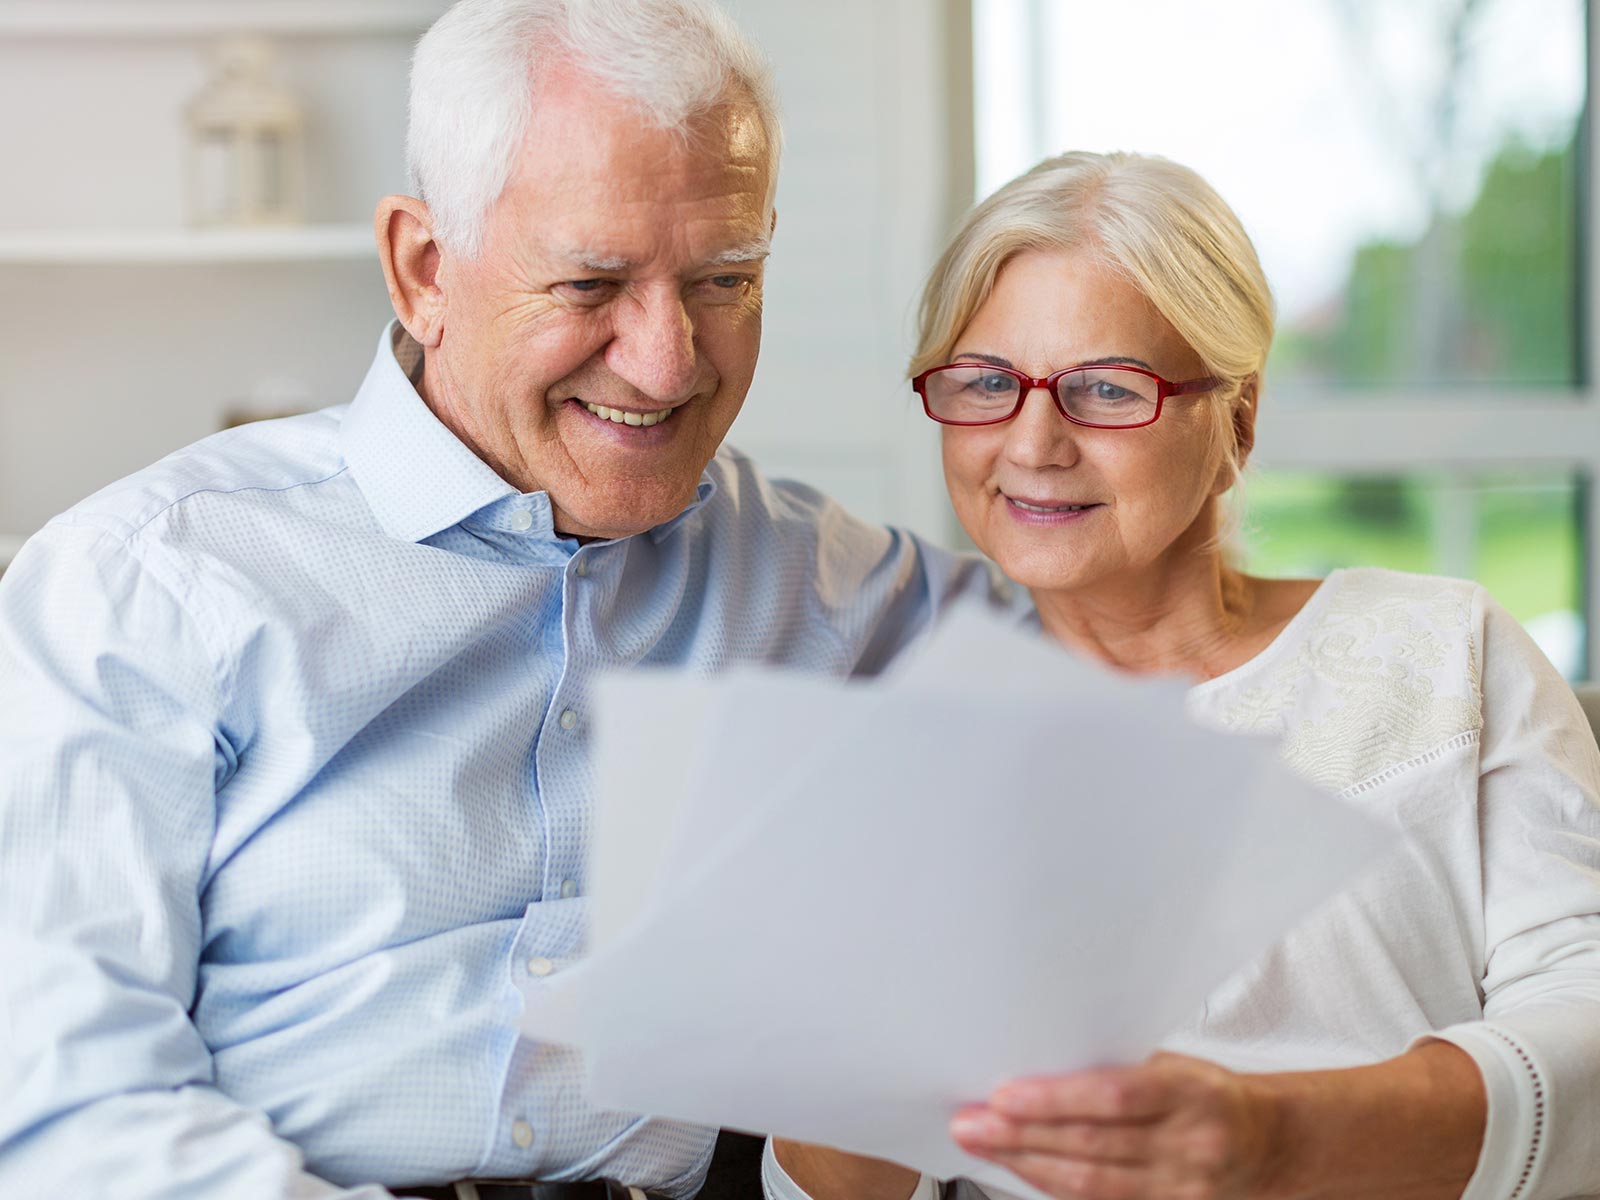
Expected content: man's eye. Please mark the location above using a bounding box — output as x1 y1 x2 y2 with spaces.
556 279 615 301
696 274 752 301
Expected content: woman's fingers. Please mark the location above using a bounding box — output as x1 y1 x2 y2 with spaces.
950 1055 1279 1200
988 1066 1174 1122
951 1108 1154 1163
980 1150 1148 1200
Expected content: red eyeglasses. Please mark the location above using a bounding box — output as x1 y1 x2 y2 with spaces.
913 362 1219 429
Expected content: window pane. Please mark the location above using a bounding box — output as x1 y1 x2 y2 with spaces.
973 0 1586 392
1238 471 1586 677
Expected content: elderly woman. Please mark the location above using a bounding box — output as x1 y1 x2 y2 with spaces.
767 152 1600 1200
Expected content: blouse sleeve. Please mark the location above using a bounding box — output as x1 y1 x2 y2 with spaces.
1425 590 1600 1200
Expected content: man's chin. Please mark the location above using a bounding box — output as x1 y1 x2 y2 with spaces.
551 485 703 542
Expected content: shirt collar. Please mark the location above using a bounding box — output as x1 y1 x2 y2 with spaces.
342 323 519 543
342 321 721 545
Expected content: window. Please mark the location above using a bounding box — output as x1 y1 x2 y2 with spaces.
973 0 1594 676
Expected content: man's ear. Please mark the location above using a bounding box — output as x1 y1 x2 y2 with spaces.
375 195 446 349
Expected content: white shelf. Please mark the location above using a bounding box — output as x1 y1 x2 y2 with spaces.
0 2 449 37
0 224 377 264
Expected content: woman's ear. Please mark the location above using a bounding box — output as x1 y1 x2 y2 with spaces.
1231 373 1260 469
375 195 446 348
1211 374 1260 497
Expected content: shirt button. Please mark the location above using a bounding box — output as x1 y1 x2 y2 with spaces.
526 956 554 977
510 509 534 532
559 709 578 731
560 878 578 899
511 1119 534 1149
574 557 589 578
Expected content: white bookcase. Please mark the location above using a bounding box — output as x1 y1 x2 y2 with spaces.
0 1 450 546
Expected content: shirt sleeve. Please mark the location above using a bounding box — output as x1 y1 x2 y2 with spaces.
0 520 393 1198
1424 591 1600 1200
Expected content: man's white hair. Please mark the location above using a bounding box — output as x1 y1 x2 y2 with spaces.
407 0 782 258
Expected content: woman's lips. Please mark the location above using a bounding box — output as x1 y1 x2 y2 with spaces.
1002 495 1103 522
1004 494 1100 513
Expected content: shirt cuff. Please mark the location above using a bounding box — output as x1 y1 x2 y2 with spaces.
760 1138 942 1200
1417 1024 1547 1200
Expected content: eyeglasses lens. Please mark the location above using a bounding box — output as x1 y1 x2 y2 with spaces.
1056 368 1159 426
924 366 1159 427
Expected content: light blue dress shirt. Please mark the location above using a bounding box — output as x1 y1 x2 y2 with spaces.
0 324 1015 1198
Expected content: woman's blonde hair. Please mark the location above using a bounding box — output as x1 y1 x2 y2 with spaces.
912 151 1275 487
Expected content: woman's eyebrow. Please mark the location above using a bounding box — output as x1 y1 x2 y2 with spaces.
950 352 1158 371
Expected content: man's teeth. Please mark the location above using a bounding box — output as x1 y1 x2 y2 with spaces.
1012 500 1092 513
582 401 674 427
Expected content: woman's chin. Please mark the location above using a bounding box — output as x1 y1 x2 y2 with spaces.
986 546 1105 596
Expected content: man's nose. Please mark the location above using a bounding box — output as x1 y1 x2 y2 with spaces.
1003 384 1080 468
606 288 701 404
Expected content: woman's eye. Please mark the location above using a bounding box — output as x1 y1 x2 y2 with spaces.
1094 382 1132 401
974 372 1015 394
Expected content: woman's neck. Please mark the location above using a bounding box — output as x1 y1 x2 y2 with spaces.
1032 553 1296 682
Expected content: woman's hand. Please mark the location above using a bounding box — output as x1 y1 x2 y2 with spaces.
950 1042 1484 1200
950 1052 1287 1200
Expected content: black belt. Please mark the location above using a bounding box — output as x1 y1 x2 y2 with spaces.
399 1128 767 1200
400 1184 664 1200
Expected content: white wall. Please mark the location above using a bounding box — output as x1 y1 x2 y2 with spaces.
0 0 968 548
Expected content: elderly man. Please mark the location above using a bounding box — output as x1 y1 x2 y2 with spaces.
0 0 1011 1197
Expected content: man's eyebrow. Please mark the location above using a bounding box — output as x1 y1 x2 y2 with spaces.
705 237 772 267
554 237 772 275
560 251 633 272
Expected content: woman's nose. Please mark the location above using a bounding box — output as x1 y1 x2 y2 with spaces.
1002 385 1080 468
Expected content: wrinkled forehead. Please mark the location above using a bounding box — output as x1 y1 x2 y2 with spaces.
490 75 774 268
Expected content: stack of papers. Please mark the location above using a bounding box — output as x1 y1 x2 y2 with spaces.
518 607 1391 1199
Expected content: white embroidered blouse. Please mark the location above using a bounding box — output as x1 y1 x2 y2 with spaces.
765 568 1600 1200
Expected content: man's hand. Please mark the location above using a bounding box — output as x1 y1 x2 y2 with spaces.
950 1052 1285 1200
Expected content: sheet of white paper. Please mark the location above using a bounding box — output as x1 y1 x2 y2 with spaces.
518 611 1395 1200
587 672 712 954
587 671 870 953
592 609 1114 955
523 608 1395 1199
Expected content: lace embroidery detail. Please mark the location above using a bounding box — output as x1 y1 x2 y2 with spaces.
1484 1027 1547 1200
1211 571 1483 794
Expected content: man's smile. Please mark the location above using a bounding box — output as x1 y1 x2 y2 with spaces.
580 400 678 427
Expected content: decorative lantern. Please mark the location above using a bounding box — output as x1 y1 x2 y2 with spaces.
185 37 306 227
